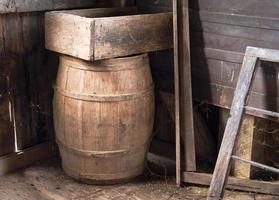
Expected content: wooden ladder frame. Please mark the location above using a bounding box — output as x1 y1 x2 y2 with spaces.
207 46 279 200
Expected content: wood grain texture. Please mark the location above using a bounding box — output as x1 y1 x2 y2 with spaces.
183 172 279 196
0 13 58 150
94 12 173 60
45 7 173 61
53 54 155 183
172 0 181 186
0 0 98 13
177 0 196 172
0 141 57 176
138 0 279 117
0 75 14 156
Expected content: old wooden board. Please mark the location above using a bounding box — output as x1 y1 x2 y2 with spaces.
0 0 98 13
183 172 279 196
177 0 196 172
172 0 181 186
0 74 14 156
45 7 173 61
0 13 57 150
0 141 57 176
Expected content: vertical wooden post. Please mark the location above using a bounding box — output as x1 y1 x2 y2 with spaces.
173 0 196 185
173 0 181 186
177 0 196 172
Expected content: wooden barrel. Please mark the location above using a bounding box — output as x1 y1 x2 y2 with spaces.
53 54 154 184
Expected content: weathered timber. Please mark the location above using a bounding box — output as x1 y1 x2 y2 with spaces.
177 0 196 172
0 0 98 13
183 172 279 196
173 0 181 185
45 7 173 61
0 141 57 176
0 74 14 156
192 0 279 18
232 156 279 174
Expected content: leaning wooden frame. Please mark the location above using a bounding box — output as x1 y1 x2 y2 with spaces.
182 47 279 196
207 47 279 199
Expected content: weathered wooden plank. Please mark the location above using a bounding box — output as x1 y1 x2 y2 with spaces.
191 31 279 54
192 82 279 121
45 7 173 61
94 12 173 60
173 0 181 186
0 14 32 150
0 0 99 13
177 0 196 172
183 172 279 196
191 11 279 31
192 58 279 98
0 75 14 156
0 141 57 176
191 47 244 64
191 21 279 44
192 0 279 19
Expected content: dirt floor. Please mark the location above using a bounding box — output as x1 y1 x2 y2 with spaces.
0 157 278 200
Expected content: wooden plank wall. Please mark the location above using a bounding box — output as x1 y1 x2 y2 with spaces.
0 0 117 156
138 0 279 117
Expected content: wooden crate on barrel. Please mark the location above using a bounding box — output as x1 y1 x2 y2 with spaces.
45 7 173 61
45 7 173 184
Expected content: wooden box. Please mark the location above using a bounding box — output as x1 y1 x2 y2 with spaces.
45 7 173 61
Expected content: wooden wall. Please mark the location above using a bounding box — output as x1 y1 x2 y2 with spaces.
138 0 279 118
0 0 119 157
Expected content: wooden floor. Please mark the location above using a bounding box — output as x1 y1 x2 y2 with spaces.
0 157 278 200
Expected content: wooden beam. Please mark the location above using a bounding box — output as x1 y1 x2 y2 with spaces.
177 0 196 172
173 0 181 186
183 172 279 196
0 0 100 13
0 141 57 176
